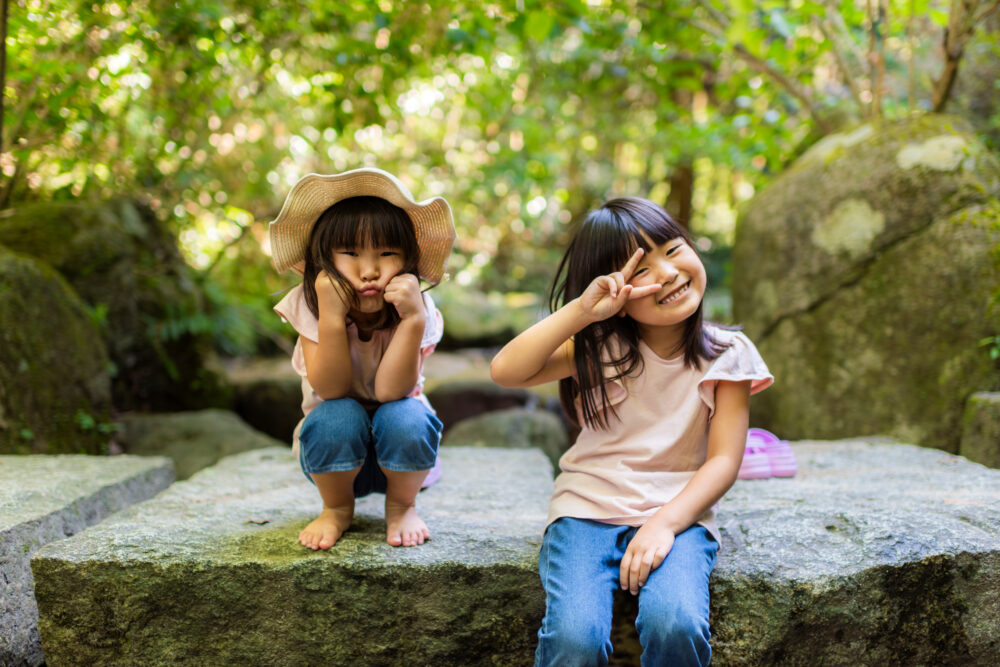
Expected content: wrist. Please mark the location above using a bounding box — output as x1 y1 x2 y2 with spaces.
318 314 348 331
647 507 684 535
397 312 425 329
567 298 600 327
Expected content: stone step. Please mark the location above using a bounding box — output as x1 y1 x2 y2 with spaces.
29 440 1000 666
1 454 173 666
631 439 1000 666
30 446 552 666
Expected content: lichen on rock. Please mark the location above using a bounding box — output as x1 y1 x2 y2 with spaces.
811 198 886 258
896 135 969 171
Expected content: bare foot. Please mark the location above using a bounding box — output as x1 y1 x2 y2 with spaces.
299 505 353 551
385 500 430 547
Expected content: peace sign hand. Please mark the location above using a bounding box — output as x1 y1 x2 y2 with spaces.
578 247 662 322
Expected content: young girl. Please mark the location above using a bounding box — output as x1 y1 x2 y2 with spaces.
269 168 456 551
491 197 772 666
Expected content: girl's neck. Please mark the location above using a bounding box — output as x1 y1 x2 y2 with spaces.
636 322 686 360
349 309 387 339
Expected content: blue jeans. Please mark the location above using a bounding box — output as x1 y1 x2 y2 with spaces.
298 397 442 497
535 518 719 667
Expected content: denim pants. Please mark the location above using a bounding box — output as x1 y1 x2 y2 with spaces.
298 397 442 497
535 518 719 667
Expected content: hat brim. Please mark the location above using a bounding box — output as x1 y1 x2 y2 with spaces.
268 168 456 284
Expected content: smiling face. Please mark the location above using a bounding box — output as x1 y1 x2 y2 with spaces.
331 244 406 314
624 236 707 329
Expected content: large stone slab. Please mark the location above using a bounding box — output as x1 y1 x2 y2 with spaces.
1 454 173 666
691 440 996 665
31 447 551 666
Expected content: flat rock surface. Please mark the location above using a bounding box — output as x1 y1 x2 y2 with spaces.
709 439 1000 666
28 440 1000 666
1 454 173 667
32 447 552 666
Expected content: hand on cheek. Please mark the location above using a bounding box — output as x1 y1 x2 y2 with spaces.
384 274 424 321
315 271 351 319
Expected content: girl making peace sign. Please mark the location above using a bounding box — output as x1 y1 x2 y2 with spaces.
492 197 772 666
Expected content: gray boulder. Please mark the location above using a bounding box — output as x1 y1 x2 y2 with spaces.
733 115 1000 450
31 447 551 665
611 439 1000 665
442 407 569 469
961 391 1000 468
116 409 286 479
1 454 173 666
0 247 111 455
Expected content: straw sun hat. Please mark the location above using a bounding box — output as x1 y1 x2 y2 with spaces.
268 168 456 285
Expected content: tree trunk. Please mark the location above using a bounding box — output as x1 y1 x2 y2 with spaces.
1 0 8 157
665 162 694 229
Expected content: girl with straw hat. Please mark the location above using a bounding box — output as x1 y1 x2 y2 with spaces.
270 167 456 550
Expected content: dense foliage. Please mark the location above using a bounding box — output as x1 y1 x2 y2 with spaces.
3 0 998 354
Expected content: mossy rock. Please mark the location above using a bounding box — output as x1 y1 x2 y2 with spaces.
0 198 230 412
960 392 1000 468
434 282 544 349
441 407 570 469
734 115 1000 451
426 379 536 433
0 247 111 454
116 409 285 479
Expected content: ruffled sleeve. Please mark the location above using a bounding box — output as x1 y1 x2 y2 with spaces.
420 292 444 351
698 329 773 417
274 284 319 342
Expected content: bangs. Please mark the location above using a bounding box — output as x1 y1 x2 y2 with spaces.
583 198 690 277
325 196 416 250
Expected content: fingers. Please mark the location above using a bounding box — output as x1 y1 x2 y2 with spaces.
620 247 645 280
599 275 620 299
627 283 661 300
620 544 669 595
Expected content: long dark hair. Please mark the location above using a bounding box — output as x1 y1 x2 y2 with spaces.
302 196 420 330
550 197 727 430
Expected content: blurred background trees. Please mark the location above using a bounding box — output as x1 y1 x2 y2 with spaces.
3 0 998 356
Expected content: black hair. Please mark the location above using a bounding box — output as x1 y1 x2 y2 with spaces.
302 196 420 330
550 197 727 430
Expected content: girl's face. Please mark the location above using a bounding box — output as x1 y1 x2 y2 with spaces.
332 243 406 314
623 236 706 328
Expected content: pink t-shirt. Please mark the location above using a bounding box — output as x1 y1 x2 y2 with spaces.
547 327 773 542
274 284 443 454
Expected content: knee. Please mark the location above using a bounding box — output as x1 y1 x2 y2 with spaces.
300 399 368 449
637 604 711 664
538 616 610 666
371 399 441 467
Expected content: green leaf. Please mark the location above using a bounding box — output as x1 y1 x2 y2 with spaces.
524 11 555 43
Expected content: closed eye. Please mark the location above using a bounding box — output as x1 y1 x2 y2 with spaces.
665 243 683 256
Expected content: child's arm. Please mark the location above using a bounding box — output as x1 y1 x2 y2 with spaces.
301 272 354 399
619 379 751 595
491 247 661 388
373 273 426 402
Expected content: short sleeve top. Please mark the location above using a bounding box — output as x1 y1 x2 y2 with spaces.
547 326 772 542
274 284 443 452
